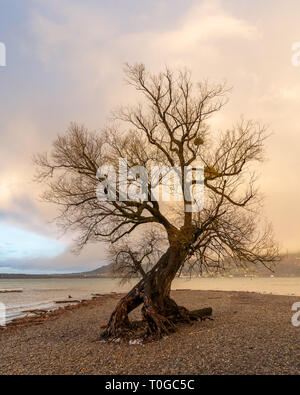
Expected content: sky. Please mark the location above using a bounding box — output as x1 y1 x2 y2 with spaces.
1 0 300 273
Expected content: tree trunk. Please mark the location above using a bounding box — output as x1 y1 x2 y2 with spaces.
101 246 212 341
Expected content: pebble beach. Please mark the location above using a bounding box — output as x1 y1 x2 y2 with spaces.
0 290 300 375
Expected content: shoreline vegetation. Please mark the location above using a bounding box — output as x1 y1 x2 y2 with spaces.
0 290 299 374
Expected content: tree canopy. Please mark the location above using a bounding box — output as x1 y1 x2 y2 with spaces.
34 64 279 340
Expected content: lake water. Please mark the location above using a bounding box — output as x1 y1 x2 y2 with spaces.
0 277 299 323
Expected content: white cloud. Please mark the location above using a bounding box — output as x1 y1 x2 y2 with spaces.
30 0 260 93
25 0 300 254
158 1 259 53
1 0 300 274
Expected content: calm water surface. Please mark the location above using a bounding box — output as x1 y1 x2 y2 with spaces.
0 277 299 323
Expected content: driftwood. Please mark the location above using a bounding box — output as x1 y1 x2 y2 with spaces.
0 289 23 293
55 300 81 304
24 309 48 315
188 307 213 321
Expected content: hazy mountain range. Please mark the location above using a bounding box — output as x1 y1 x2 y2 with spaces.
1 252 300 279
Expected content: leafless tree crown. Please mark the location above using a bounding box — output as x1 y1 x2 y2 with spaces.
34 63 279 277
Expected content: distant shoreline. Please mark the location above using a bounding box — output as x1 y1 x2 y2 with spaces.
0 292 124 332
2 251 300 279
1 273 300 279
0 274 120 279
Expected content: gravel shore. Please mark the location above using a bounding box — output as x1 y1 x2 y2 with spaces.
0 290 300 375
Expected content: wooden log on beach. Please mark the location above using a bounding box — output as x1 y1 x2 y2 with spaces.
23 309 48 315
188 307 213 321
55 300 81 304
0 289 23 293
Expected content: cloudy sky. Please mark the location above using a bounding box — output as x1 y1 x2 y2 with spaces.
0 0 300 273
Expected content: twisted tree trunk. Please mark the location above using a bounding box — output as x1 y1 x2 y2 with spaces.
101 245 212 341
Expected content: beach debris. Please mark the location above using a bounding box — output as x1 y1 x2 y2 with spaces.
0 289 23 293
23 309 48 315
129 339 143 345
55 300 81 304
92 296 104 300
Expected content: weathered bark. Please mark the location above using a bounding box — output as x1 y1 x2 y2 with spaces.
101 245 212 341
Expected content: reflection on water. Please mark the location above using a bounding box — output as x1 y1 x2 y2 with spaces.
0 277 299 323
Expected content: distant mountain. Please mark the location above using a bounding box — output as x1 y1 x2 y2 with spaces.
1 252 300 279
0 263 114 279
208 252 300 277
268 252 300 276
82 263 114 275
85 254 300 277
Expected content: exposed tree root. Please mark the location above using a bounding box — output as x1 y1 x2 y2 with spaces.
142 296 177 339
100 294 212 342
100 248 213 343
100 295 137 340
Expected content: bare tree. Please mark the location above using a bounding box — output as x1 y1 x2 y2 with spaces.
34 64 279 341
109 229 165 282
